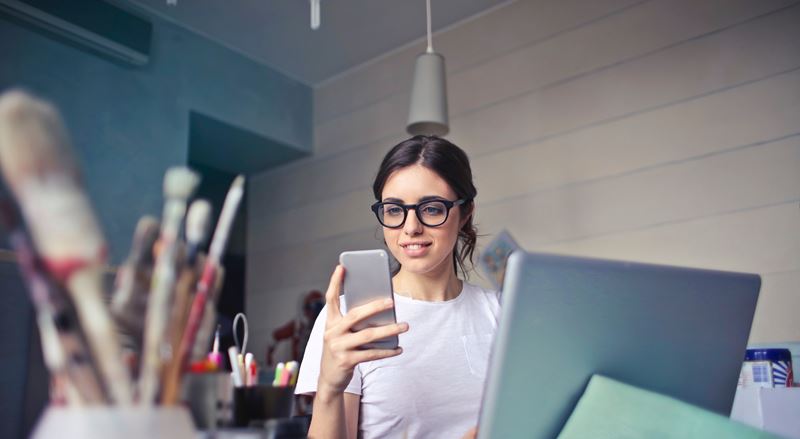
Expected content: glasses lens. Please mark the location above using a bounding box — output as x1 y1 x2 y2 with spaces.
379 203 405 227
418 201 448 226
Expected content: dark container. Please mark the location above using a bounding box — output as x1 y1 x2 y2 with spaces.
232 386 295 427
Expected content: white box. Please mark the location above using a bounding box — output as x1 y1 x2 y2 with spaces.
731 387 800 439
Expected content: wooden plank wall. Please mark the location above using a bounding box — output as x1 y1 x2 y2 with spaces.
247 0 800 361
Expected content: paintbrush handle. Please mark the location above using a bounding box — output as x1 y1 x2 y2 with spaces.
68 270 133 404
190 303 217 362
160 265 198 405
207 176 244 263
139 168 198 405
33 290 106 406
139 261 176 404
5 222 108 405
173 263 217 378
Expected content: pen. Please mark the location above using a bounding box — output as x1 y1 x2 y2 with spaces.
245 353 254 386
287 361 299 387
207 324 222 368
280 361 297 387
249 358 259 386
229 346 244 387
273 362 285 387
212 324 221 354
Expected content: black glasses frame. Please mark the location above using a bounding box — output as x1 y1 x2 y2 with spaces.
370 198 469 229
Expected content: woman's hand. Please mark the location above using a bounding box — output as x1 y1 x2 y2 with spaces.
317 265 409 396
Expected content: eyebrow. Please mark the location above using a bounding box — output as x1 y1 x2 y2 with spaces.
382 195 447 203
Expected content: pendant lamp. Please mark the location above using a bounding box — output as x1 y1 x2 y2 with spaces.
310 0 321 30
407 0 449 136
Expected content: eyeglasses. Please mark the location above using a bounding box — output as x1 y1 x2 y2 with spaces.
370 198 469 228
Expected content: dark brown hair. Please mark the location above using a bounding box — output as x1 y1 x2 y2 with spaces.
372 135 478 276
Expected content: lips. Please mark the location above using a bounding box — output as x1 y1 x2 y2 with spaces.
400 242 431 257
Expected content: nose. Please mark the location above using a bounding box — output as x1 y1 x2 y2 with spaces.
403 208 423 235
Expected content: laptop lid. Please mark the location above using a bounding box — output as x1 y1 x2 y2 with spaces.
477 251 761 439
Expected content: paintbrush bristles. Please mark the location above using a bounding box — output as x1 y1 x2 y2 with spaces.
111 216 160 342
186 199 211 246
131 216 160 264
0 90 77 184
164 167 200 201
0 90 104 262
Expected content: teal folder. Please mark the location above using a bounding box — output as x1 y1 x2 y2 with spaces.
558 375 780 439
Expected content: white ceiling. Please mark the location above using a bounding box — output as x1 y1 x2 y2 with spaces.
126 0 511 85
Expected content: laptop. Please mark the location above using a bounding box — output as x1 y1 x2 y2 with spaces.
477 251 761 439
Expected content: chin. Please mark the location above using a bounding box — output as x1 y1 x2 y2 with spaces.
398 260 433 274
394 253 451 275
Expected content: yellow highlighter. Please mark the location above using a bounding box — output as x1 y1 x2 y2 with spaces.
286 361 299 387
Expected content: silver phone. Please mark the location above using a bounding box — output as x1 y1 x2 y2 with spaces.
339 249 398 350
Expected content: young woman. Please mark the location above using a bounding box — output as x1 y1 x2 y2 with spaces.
296 136 500 439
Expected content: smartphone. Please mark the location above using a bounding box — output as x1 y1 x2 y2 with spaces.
339 249 398 350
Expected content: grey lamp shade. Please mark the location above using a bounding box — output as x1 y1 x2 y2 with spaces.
407 52 449 136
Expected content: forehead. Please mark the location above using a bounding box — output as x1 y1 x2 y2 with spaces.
381 164 455 200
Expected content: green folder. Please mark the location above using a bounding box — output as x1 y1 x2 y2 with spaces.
558 375 780 439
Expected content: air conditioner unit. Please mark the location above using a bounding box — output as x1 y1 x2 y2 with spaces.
0 0 152 66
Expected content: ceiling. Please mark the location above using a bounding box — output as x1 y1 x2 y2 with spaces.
126 0 511 85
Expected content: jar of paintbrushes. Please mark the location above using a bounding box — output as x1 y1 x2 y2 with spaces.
0 90 248 438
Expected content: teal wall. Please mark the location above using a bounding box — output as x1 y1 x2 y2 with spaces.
0 7 312 438
0 8 312 263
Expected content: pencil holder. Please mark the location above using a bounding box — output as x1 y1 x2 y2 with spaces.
232 385 295 427
31 405 196 439
182 371 233 430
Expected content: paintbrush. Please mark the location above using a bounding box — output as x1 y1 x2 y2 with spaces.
184 199 211 266
189 177 246 361
138 166 199 404
160 199 211 404
0 90 132 404
176 176 245 380
0 193 108 405
111 216 160 354
189 266 225 362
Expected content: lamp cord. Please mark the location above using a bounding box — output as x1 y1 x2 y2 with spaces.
426 0 433 53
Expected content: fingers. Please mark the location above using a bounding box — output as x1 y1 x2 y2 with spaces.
341 297 395 329
324 344 404 376
325 265 345 320
338 322 409 351
349 347 404 365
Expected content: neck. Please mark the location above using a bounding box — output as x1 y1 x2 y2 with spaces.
393 255 463 302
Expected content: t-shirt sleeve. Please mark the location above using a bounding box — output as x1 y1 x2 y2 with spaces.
470 283 502 323
294 300 363 396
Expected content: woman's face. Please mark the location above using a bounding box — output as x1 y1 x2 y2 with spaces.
380 164 469 276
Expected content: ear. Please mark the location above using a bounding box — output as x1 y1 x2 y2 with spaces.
459 202 474 229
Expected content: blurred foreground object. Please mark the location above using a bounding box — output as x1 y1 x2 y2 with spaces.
558 375 778 439
0 89 132 404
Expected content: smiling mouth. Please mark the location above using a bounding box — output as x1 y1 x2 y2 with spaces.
401 243 431 250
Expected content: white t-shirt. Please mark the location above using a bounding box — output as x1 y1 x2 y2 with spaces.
295 282 501 439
